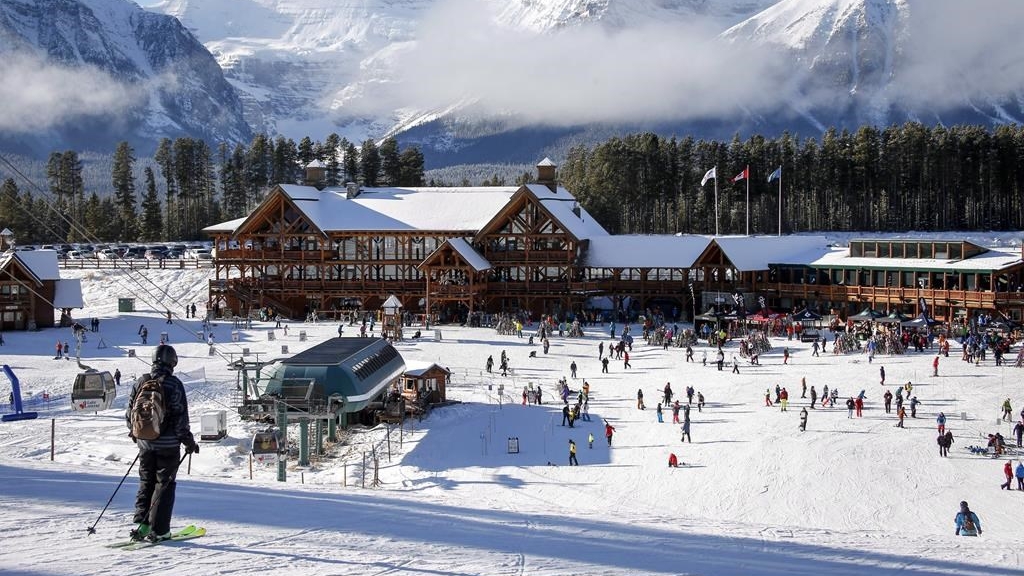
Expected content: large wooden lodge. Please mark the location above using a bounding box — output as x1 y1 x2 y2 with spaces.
205 160 1024 325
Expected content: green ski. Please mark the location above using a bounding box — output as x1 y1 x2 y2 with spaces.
107 525 204 550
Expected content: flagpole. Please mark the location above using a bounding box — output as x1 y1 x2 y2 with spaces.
714 165 719 236
745 165 750 236
777 169 782 237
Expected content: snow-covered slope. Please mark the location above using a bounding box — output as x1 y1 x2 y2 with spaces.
1 249 1023 573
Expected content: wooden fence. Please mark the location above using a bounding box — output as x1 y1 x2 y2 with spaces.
58 258 214 270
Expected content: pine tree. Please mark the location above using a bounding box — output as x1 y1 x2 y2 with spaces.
398 146 425 186
359 139 381 186
378 137 401 186
139 167 163 241
111 141 138 240
323 133 342 186
343 141 359 184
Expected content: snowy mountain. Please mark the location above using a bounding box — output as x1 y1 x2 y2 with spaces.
0 0 251 156
139 0 1023 166
4 0 1022 164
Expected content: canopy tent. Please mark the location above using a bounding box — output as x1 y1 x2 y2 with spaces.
694 308 725 323
876 311 911 324
792 309 822 322
849 308 885 322
900 316 940 329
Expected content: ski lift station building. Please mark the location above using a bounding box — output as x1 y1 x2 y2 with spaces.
260 337 405 425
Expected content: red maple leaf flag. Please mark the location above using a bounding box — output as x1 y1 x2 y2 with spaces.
731 167 749 183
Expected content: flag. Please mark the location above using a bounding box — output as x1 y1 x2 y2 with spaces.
767 166 782 182
731 167 749 183
701 167 716 187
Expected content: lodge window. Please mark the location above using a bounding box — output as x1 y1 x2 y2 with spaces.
902 271 914 287
874 271 886 286
878 244 890 258
832 269 843 284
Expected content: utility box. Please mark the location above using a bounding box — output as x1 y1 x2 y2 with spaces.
200 411 227 441
118 298 135 313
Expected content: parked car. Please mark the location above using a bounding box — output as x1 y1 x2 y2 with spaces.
96 249 119 260
144 248 167 260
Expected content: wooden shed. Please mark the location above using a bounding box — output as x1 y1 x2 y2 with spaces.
400 362 450 404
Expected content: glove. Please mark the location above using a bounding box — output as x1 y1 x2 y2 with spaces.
183 437 200 455
128 433 137 444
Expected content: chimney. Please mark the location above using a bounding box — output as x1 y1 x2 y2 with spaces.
345 181 361 199
303 160 327 189
537 157 557 192
571 201 581 219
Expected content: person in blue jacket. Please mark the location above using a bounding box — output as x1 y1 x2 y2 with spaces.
1016 462 1024 491
955 501 982 536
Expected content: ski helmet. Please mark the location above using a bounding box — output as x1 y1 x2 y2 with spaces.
152 344 178 368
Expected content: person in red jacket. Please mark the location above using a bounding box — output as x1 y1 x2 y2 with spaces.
1001 460 1014 490
604 421 616 446
933 355 940 377
855 396 864 417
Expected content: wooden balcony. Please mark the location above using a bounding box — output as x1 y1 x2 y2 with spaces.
484 251 573 264
769 283 1000 309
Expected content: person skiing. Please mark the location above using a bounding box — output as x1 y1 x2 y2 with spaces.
937 412 947 435
701 350 707 366
812 340 820 357
668 453 679 467
954 501 982 536
656 402 663 423
764 388 773 407
696 392 705 412
879 366 886 385
846 397 856 419
1002 398 1013 421
799 407 808 432
686 386 695 406
623 350 631 369
672 401 681 424
486 355 493 373
716 349 724 371
637 388 645 410
126 345 198 542
1014 420 1024 448
561 405 570 426
680 420 691 443
570 360 577 379
883 389 893 414
933 355 940 377
604 421 616 446
731 354 740 374
855 395 864 418
896 405 906 428
783 347 790 364
685 346 694 362
809 385 817 409
114 368 121 387
663 382 673 405
910 396 920 418
601 356 610 374
568 440 578 466
598 341 604 359
1016 462 1024 491
801 377 807 398
821 384 829 407
779 387 789 412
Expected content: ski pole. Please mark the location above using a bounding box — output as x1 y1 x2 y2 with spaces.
86 453 139 535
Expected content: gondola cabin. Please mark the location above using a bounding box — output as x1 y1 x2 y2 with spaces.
71 370 116 412
251 430 280 464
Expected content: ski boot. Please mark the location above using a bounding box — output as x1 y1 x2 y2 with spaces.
129 523 151 541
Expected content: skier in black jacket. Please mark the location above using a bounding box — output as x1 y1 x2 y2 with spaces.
126 345 198 542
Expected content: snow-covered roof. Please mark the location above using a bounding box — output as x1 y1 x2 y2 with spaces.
403 361 450 377
811 247 1023 272
584 235 711 268
524 185 609 240
53 279 83 308
0 250 63 284
715 236 831 271
285 185 519 232
382 295 403 309
537 157 556 167
202 216 247 234
10 250 61 281
446 238 492 272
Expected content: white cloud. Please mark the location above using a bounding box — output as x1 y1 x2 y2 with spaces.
0 54 142 134
338 0 795 127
